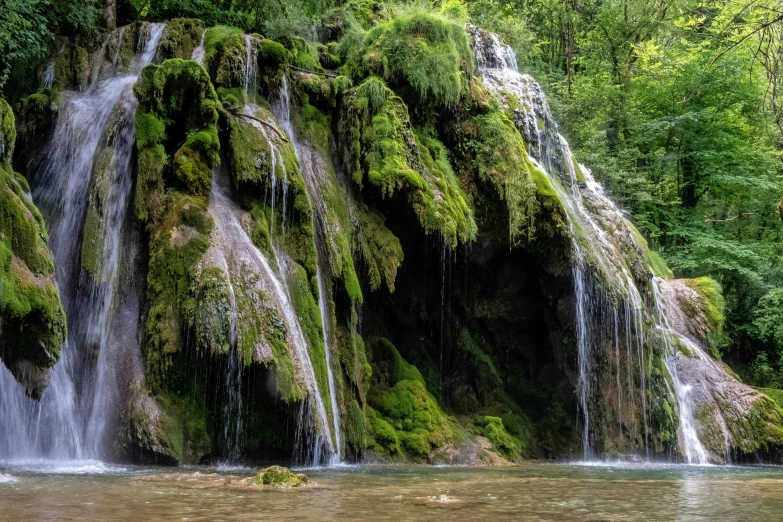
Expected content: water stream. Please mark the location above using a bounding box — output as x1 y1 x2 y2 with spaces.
234 38 338 463
0 23 166 464
271 73 343 462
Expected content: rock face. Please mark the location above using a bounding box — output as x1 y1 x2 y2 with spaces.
661 278 783 459
0 98 66 399
123 391 183 465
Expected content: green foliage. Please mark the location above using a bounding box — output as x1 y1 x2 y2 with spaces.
355 12 474 107
0 0 101 94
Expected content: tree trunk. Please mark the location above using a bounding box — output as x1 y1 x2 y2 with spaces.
105 0 117 31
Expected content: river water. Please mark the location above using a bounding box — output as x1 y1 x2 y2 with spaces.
0 462 781 521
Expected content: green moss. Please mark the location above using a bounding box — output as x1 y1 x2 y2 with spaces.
213 34 246 89
355 204 403 292
158 18 205 60
259 39 288 65
156 390 211 463
649 251 674 279
133 59 219 222
143 193 213 390
80 148 114 279
287 262 332 417
340 78 476 247
684 276 725 350
355 13 474 106
251 465 309 487
189 265 232 355
366 336 458 459
473 415 522 460
367 406 400 455
135 112 166 149
0 99 16 162
332 75 353 96
281 36 324 73
15 89 60 150
463 110 540 246
203 25 244 74
0 159 66 391
135 144 167 222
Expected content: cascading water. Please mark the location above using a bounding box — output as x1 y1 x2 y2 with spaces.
0 23 166 464
191 30 206 65
470 26 715 462
234 38 338 463
272 73 343 462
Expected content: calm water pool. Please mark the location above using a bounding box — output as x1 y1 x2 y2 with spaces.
0 461 781 521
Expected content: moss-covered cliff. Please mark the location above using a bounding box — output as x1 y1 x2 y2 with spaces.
0 98 66 399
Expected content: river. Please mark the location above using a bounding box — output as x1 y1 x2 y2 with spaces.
1 462 781 520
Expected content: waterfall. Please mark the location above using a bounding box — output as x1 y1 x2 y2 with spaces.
470 26 715 462
235 41 338 463
191 30 206 65
272 74 343 463
0 23 166 464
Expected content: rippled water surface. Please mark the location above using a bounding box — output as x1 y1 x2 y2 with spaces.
1 462 782 521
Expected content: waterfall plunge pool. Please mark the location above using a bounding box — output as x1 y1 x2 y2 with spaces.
1 462 782 520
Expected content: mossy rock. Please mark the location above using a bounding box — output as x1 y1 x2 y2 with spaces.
251 465 310 487
0 99 17 162
133 59 219 222
0 159 66 398
15 89 60 158
159 18 206 60
473 415 522 461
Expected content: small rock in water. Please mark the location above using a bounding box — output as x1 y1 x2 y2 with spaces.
251 465 310 488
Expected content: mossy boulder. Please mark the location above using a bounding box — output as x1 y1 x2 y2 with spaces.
251 465 309 487
366 337 460 459
14 89 60 162
133 58 219 222
472 415 522 461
